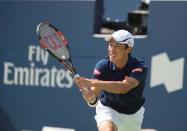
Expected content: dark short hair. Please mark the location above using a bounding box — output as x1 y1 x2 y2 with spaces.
124 44 129 49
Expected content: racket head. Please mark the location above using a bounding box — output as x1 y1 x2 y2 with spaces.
36 22 70 61
36 22 77 75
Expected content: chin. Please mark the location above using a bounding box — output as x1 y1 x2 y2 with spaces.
109 57 116 63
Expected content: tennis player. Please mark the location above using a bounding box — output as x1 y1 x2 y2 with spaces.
74 30 148 131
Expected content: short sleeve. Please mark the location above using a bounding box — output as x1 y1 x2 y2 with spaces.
93 59 108 80
129 62 148 83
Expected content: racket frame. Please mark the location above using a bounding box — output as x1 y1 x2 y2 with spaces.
36 22 77 75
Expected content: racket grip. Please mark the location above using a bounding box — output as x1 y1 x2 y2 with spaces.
73 74 97 107
74 74 80 78
73 74 90 92
73 74 88 90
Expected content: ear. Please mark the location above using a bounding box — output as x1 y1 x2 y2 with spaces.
127 47 133 53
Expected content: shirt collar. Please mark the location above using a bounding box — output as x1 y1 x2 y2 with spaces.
111 55 132 71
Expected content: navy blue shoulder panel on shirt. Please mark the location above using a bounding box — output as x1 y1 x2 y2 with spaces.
129 57 148 83
93 57 110 80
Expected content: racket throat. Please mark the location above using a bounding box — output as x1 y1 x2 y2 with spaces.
61 61 77 75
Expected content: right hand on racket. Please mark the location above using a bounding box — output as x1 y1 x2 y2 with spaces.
80 87 97 104
74 76 96 104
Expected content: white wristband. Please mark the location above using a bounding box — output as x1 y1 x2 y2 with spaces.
87 97 98 107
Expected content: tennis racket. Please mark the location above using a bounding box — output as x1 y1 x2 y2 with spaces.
36 22 78 76
36 22 97 107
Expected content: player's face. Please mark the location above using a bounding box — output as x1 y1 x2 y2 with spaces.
108 38 130 66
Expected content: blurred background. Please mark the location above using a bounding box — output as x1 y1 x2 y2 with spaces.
0 0 186 131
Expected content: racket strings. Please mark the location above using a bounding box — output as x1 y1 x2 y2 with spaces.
39 24 70 60
37 22 77 75
48 34 70 60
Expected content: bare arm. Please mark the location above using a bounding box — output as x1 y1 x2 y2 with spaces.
74 75 139 107
76 76 139 94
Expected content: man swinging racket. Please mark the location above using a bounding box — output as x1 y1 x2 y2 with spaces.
74 30 148 131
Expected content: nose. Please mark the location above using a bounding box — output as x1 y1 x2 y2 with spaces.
108 43 117 52
108 47 116 56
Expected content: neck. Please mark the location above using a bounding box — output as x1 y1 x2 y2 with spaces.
115 55 128 69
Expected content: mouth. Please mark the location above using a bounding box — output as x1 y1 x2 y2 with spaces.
109 54 116 60
109 53 116 57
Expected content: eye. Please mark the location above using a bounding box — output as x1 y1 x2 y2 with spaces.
109 43 118 48
108 43 113 47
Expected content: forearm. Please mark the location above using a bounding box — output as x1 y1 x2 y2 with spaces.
74 76 138 99
91 79 137 94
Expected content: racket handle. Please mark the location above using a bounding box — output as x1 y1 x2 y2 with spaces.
74 74 80 78
73 74 97 107
74 74 87 90
73 74 91 92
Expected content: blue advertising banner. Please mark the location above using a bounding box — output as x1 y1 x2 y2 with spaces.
0 1 100 131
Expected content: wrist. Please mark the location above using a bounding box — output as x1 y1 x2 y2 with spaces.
87 97 98 107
